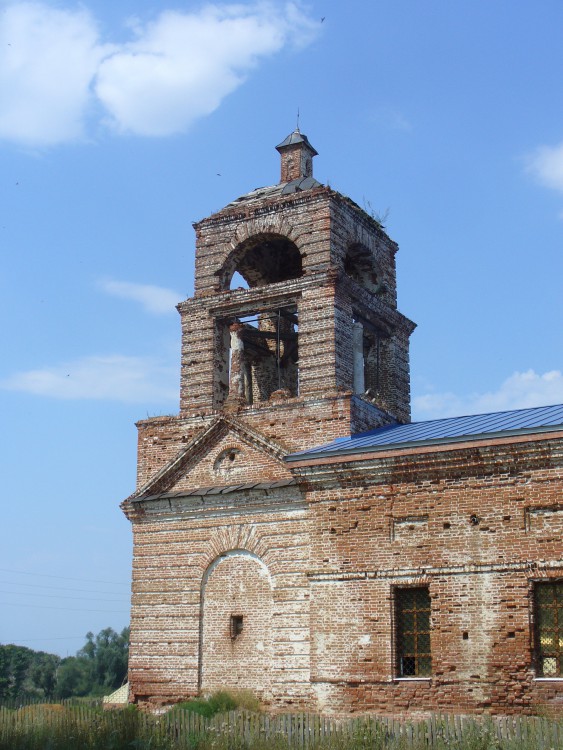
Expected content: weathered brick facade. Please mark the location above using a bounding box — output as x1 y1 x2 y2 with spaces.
122 131 562 715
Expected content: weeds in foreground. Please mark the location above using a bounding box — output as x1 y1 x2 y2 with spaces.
172 691 239 718
0 702 560 750
173 690 261 718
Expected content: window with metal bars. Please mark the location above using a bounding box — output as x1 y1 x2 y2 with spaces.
534 581 562 677
395 586 432 677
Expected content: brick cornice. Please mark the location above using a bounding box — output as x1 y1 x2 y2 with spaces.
289 430 563 487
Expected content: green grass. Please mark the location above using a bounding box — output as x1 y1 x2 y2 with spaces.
172 690 239 717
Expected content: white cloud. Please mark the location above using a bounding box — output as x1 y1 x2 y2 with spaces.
0 2 318 146
526 142 563 193
0 2 108 146
413 370 563 421
0 355 178 403
95 3 317 136
99 279 182 314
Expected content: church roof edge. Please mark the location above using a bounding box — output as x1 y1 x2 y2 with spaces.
286 403 563 462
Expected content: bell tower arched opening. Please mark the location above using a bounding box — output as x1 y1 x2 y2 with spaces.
222 233 303 290
214 305 299 410
344 243 383 295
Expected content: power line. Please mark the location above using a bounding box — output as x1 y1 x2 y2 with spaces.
0 589 129 603
0 567 129 586
2 636 96 643
1 601 129 614
0 580 130 595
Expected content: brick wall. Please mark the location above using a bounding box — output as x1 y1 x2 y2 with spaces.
125 485 312 708
124 429 562 714
293 433 563 715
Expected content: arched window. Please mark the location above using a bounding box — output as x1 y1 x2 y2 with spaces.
220 233 302 290
344 243 382 295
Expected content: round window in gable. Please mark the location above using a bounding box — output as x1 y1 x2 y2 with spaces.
214 447 243 477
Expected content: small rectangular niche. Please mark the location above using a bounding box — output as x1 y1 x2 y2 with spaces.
392 516 429 542
230 614 244 639
525 505 563 533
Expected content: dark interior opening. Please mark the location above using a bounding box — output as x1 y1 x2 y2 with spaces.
214 305 299 408
344 243 382 295
223 233 302 289
230 614 244 639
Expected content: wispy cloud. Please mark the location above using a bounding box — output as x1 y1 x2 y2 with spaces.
0 2 319 146
98 279 181 314
413 369 563 421
0 355 178 403
526 140 563 218
369 105 412 132
526 141 563 193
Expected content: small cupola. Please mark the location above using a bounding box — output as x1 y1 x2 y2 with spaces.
276 129 318 183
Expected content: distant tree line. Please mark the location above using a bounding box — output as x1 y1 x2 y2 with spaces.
0 626 129 702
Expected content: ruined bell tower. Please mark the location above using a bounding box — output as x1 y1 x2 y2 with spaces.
178 128 415 432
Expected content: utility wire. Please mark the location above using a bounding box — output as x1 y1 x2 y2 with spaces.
0 567 129 586
2 636 100 643
1 601 129 613
0 580 130 595
0 590 129 603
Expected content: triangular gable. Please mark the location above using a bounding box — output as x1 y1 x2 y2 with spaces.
131 415 290 499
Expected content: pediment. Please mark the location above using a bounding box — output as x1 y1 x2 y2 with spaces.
132 416 292 499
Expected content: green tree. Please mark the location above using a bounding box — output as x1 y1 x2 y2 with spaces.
0 644 60 701
0 626 129 702
28 652 60 699
54 656 92 699
78 627 129 693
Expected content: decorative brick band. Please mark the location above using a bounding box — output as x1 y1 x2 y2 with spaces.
308 559 563 582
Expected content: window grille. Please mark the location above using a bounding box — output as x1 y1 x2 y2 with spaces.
396 587 432 677
534 581 562 677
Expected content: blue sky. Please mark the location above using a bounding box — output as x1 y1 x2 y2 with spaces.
1 0 562 658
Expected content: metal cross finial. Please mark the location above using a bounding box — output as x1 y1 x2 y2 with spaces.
296 108 300 132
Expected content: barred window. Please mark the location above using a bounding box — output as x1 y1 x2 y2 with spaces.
534 581 562 677
396 587 432 677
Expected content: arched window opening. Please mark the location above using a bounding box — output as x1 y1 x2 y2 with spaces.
224 234 302 290
215 305 299 408
344 243 383 295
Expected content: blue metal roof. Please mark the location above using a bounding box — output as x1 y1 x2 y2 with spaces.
286 403 563 462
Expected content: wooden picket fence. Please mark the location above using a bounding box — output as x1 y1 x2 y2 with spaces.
190 711 560 747
0 704 561 748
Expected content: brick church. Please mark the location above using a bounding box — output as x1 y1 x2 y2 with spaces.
121 131 563 715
